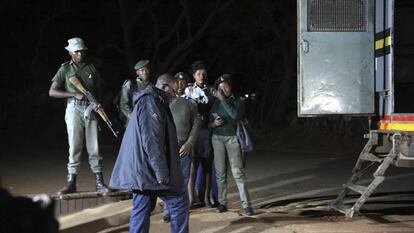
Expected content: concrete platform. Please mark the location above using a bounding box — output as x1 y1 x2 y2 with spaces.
59 199 132 233
59 194 414 233
55 190 131 216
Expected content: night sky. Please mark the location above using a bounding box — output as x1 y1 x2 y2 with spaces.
1 0 414 146
0 0 299 146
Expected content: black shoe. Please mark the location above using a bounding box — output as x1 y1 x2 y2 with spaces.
207 201 218 208
58 174 77 195
192 202 206 208
216 204 227 213
244 207 254 216
163 215 171 223
94 172 111 193
212 198 219 208
207 197 219 208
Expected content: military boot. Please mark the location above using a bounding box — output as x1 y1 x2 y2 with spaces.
94 172 110 193
58 174 77 195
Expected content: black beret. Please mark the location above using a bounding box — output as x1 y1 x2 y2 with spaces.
134 60 150 70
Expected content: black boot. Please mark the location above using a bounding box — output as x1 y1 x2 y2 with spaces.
58 174 77 195
94 172 110 193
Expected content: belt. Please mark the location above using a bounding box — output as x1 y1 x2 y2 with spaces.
68 98 89 106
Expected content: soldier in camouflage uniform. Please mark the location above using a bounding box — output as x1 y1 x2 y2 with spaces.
49 38 109 195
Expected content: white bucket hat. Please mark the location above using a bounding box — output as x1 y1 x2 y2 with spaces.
65 37 88 52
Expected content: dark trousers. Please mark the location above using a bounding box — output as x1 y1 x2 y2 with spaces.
195 161 218 203
130 191 189 233
164 141 191 218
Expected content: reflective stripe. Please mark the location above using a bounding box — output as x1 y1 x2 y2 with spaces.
379 122 414 131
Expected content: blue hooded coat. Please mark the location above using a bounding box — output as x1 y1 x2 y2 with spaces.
109 85 184 195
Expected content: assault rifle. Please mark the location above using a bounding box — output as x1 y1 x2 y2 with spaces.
69 76 118 138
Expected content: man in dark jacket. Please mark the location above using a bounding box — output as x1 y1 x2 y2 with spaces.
109 74 189 233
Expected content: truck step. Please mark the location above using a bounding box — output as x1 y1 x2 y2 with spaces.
360 153 383 162
330 204 350 214
330 204 357 218
344 184 367 194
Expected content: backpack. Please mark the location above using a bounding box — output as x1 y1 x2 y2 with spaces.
113 79 137 125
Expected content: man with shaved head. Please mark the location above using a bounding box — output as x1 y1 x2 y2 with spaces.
110 73 189 233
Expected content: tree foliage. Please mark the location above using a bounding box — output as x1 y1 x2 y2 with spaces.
1 0 366 144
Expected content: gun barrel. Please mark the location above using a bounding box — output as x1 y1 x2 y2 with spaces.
106 122 119 138
97 109 118 138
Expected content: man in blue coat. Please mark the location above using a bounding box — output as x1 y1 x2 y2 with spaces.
109 74 189 233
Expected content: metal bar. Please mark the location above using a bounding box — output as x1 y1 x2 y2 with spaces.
384 0 394 115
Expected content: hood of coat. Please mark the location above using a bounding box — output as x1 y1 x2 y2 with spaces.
133 84 169 107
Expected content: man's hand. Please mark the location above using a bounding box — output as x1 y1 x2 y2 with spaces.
73 92 85 100
179 143 192 157
158 178 170 185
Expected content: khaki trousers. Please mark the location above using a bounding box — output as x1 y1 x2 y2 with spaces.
65 101 102 174
212 134 251 208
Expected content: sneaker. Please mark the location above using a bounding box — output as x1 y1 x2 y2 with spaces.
244 207 254 216
216 204 227 213
163 215 171 223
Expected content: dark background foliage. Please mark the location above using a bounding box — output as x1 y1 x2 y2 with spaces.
5 0 413 146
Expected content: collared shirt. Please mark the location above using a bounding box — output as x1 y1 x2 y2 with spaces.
184 83 213 104
52 60 100 96
184 83 215 120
